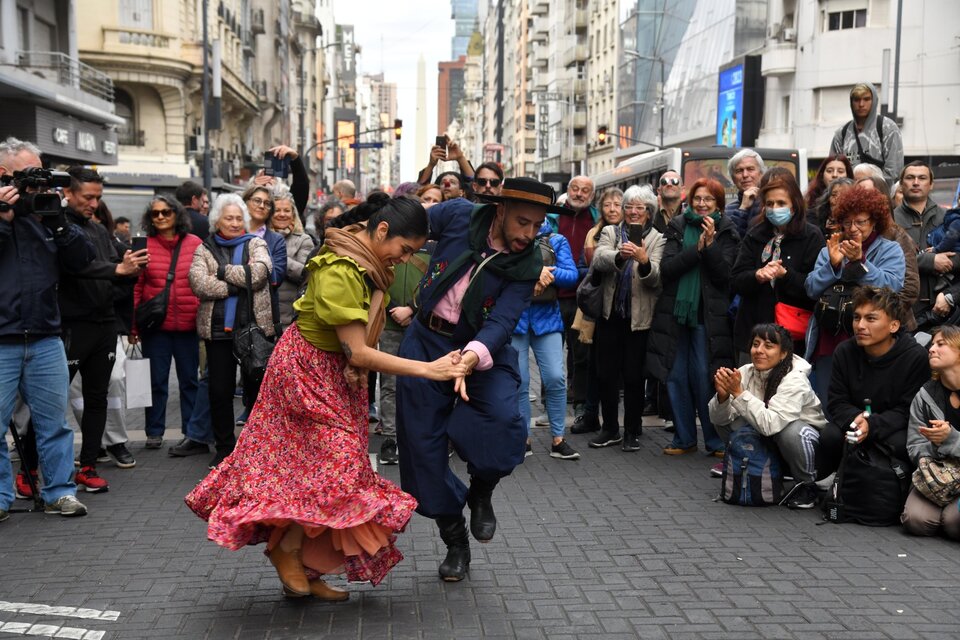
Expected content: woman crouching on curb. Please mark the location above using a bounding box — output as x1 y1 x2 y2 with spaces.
185 196 469 600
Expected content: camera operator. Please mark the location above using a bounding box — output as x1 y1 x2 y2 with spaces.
0 137 94 519
57 167 148 493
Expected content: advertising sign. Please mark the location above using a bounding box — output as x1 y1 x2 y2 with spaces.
716 63 743 148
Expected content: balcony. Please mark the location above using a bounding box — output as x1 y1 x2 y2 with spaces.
117 128 145 147
251 8 265 35
573 78 586 97
530 0 548 16
572 108 587 130
561 146 585 163
528 18 548 44
565 7 588 32
531 43 548 69
563 44 588 68
16 51 114 102
761 41 797 77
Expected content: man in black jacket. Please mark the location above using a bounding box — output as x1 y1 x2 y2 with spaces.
174 180 209 241
59 167 147 492
0 137 95 519
821 286 930 477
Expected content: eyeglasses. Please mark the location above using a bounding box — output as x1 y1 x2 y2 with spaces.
474 178 502 188
150 209 174 219
841 218 873 230
660 177 681 186
692 196 716 204
248 197 270 208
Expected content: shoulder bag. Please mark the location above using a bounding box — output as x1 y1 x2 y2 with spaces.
912 456 960 507
134 237 183 332
233 253 279 386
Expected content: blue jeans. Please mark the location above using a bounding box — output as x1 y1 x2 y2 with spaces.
666 324 724 452
0 336 77 509
141 330 200 438
185 366 214 445
512 330 567 438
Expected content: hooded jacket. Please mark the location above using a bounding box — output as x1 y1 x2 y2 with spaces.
513 225 579 336
708 355 828 437
829 82 904 183
827 334 930 458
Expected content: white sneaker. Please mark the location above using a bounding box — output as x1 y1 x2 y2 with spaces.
533 414 550 427
44 495 88 517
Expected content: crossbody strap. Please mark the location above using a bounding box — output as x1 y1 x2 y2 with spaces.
454 250 503 313
159 237 184 296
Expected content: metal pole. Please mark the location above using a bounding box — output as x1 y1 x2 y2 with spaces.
353 115 360 191
659 58 665 149
892 0 903 118
298 67 306 160
201 0 211 194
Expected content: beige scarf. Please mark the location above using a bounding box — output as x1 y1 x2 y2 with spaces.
322 224 394 386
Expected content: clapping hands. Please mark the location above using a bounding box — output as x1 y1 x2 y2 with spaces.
713 367 743 403
755 259 786 283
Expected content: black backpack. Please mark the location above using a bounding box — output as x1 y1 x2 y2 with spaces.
822 440 910 526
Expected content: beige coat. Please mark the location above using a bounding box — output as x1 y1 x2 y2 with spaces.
189 237 275 339
593 223 665 331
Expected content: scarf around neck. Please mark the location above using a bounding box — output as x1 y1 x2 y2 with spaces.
673 208 722 328
426 203 543 334
212 232 256 331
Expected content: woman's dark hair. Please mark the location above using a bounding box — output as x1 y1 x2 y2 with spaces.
758 166 794 189
327 191 389 231
805 154 853 209
140 194 191 237
241 184 274 223
814 177 854 233
754 174 808 236
94 201 115 234
750 323 795 405
834 186 892 235
367 193 428 239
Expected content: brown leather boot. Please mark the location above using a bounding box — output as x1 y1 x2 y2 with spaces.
309 579 349 602
268 546 310 597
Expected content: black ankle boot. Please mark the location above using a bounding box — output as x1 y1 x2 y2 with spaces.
466 476 498 542
437 515 470 581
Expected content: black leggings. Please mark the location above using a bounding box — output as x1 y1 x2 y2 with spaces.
64 321 117 467
206 339 261 454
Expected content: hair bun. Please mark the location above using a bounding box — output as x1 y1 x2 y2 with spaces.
366 191 391 212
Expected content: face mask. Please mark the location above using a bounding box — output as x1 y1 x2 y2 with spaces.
766 206 793 227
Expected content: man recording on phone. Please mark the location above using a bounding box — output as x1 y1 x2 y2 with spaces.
416 135 475 188
0 137 95 519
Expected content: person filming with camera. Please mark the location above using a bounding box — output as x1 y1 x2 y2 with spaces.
0 137 96 520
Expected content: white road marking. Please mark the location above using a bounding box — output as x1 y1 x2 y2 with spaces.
0 603 119 622
0 620 104 639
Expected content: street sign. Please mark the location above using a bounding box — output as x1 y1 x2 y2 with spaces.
348 142 384 149
537 92 563 102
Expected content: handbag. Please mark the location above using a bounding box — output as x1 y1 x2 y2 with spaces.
814 282 856 336
912 456 960 507
124 343 153 409
530 236 557 303
775 301 813 341
576 263 603 320
232 257 278 386
134 238 183 332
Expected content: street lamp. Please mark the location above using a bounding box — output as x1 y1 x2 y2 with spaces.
623 49 665 149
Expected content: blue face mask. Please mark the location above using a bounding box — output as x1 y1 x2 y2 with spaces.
766 206 793 227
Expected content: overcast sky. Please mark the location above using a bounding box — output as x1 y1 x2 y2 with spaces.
332 0 457 181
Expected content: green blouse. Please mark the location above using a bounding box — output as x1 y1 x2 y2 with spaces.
295 251 382 352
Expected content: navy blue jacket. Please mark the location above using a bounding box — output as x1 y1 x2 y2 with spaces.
0 216 94 338
418 198 538 355
724 193 761 239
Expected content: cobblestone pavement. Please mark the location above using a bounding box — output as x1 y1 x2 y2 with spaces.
3 387 960 639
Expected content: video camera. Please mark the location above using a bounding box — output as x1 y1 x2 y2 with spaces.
0 167 71 217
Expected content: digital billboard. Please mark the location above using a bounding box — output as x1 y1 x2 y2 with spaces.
716 63 743 148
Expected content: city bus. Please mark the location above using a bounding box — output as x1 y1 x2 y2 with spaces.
592 147 808 203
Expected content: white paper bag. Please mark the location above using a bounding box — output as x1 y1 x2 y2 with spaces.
124 344 153 409
71 338 129 430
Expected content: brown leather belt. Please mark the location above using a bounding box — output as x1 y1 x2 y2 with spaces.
420 311 457 337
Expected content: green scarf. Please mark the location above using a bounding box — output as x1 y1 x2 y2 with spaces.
428 203 543 333
673 208 722 328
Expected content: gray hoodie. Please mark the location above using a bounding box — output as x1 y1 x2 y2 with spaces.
829 82 904 183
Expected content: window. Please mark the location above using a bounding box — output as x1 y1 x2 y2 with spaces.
827 9 866 31
114 88 141 146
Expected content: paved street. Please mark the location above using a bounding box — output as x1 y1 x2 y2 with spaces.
3 383 960 639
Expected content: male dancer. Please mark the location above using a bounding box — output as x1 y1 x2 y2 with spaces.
396 177 562 581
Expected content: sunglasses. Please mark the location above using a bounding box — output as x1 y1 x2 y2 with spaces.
660 177 681 186
475 178 502 188
150 209 174 219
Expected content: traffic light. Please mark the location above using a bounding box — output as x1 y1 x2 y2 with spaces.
597 125 607 145
394 118 402 140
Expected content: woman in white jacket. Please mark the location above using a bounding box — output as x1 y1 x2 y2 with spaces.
708 323 828 509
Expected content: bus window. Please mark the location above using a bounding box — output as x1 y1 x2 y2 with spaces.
682 159 734 191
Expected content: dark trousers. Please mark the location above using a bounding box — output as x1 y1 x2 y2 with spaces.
396 320 525 518
559 297 591 407
205 339 259 454
815 421 909 479
595 314 648 431
141 330 200 438
64 320 117 467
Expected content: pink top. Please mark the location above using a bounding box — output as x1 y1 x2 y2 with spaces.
429 231 508 371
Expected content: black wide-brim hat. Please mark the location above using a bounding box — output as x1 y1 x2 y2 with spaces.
479 176 567 214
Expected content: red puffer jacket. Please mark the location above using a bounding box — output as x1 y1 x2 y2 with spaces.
133 233 203 334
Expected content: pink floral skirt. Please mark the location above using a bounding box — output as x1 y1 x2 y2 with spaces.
185 324 417 585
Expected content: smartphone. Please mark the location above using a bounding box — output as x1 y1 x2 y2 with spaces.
131 236 148 252
262 152 291 179
435 135 447 149
628 224 644 245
